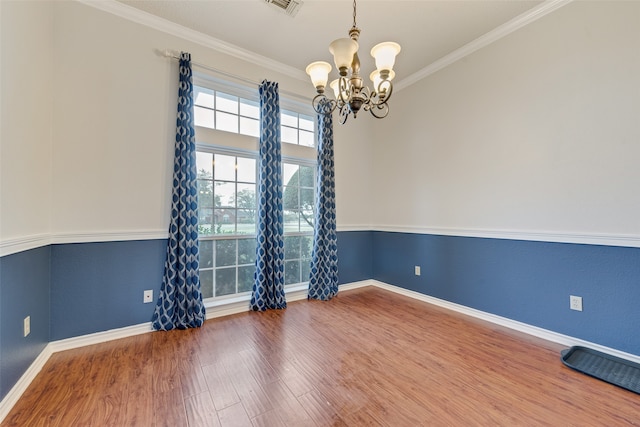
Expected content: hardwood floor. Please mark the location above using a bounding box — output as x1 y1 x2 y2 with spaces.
3 287 638 426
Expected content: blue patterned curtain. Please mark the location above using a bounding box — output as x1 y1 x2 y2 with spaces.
308 101 338 300
250 80 287 311
152 52 206 330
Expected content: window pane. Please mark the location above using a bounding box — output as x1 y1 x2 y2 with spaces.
301 236 313 259
237 209 256 235
194 87 215 108
200 269 213 299
299 114 314 131
198 180 214 208
300 188 314 210
281 110 298 127
238 238 256 265
216 239 236 267
200 240 214 268
283 163 299 185
237 157 256 183
240 117 259 138
198 208 214 236
283 186 299 210
301 260 311 283
215 267 236 296
299 130 314 147
237 266 254 293
299 166 315 187
284 210 299 233
240 98 259 118
214 154 236 181
281 126 298 144
215 182 235 207
216 92 238 114
214 209 236 234
236 184 255 210
285 260 301 285
284 236 300 260
196 152 213 179
195 106 215 129
300 210 314 231
216 111 238 133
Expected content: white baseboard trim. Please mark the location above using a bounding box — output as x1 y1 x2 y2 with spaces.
0 345 52 423
369 280 640 364
49 323 154 353
338 280 374 292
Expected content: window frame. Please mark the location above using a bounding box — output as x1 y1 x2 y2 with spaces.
193 74 318 303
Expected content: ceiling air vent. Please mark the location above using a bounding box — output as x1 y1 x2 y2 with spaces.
264 0 303 17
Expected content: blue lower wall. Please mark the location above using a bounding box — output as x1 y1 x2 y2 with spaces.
337 231 373 285
50 240 167 341
372 231 640 356
0 246 50 401
2 229 639 402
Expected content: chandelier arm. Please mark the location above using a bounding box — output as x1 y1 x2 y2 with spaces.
339 104 350 124
312 94 337 116
369 102 389 119
337 76 351 105
370 80 393 106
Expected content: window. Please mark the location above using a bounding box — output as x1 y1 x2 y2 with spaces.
196 152 256 237
194 82 315 147
194 77 316 301
281 109 315 147
194 87 260 137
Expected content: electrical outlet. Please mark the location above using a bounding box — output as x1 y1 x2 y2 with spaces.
143 290 153 304
24 316 30 337
570 295 583 311
415 266 421 276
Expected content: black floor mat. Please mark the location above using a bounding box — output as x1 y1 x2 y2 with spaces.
561 346 640 394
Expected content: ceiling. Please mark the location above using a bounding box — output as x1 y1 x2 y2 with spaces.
116 0 545 86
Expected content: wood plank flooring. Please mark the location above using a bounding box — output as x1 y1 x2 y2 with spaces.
2 287 639 426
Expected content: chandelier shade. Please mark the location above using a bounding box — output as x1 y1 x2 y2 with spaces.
329 38 359 73
371 42 401 73
306 61 332 91
305 0 401 124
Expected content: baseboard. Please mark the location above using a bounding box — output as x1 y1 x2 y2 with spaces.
0 345 52 423
369 280 640 364
49 323 154 353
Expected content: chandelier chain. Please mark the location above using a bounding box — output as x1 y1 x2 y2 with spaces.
352 0 357 28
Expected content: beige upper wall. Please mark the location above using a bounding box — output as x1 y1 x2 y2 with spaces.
0 1 54 243
49 0 372 238
4 0 636 246
372 1 640 239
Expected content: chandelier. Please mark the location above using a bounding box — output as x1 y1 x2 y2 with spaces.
305 0 401 124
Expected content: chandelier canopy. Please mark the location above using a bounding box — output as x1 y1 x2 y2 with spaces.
306 0 401 124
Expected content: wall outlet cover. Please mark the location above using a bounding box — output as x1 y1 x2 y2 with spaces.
143 290 153 303
570 295 583 311
24 316 31 337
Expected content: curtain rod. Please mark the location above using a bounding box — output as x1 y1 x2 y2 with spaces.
161 49 309 103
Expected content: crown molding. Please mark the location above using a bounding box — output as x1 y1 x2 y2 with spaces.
76 0 308 83
396 0 574 91
78 0 573 92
